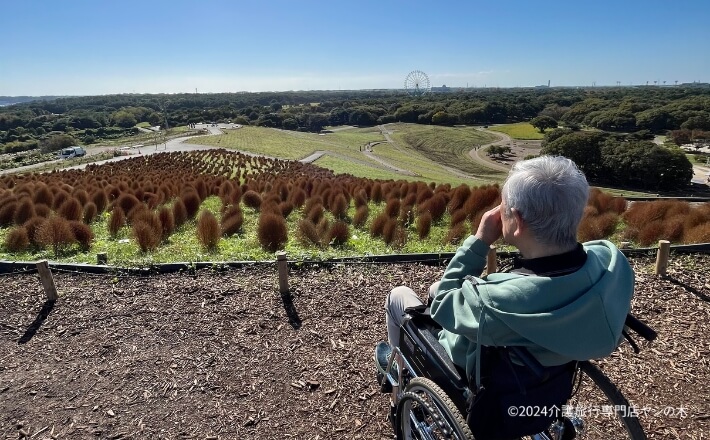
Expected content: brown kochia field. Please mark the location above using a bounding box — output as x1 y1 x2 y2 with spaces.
0 150 709 261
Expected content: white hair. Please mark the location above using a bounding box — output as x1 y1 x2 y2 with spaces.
502 156 588 248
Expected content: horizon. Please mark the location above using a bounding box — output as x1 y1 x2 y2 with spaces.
1 0 709 95
3 82 710 101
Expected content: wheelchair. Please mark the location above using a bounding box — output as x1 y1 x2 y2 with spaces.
375 309 656 440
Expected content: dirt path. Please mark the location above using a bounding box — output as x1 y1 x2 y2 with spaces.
468 128 546 173
469 130 514 172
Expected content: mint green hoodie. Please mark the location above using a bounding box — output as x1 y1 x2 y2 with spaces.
430 235 634 380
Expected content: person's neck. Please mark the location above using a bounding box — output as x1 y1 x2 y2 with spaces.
516 240 577 260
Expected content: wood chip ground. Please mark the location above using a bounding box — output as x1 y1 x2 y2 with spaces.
1 254 708 439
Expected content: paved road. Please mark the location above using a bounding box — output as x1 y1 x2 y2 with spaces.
692 163 710 185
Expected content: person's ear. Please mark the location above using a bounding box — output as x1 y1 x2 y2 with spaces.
510 208 526 237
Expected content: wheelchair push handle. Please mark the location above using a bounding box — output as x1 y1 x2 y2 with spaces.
625 313 657 342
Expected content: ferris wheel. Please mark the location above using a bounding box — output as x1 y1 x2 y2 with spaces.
404 70 431 96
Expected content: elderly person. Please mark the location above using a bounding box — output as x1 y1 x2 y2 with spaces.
382 155 634 382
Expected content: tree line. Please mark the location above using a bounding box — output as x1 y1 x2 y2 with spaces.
540 128 693 190
0 87 707 191
2 86 709 152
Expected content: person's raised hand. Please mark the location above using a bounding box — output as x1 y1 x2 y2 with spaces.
474 205 503 245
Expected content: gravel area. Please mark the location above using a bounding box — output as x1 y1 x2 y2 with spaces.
1 253 708 439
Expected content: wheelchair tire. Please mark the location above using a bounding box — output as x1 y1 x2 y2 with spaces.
396 377 474 440
565 361 647 440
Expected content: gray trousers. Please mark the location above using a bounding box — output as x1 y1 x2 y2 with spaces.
384 282 440 347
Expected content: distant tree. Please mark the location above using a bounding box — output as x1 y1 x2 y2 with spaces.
668 129 692 146
459 107 486 125
431 111 457 126
601 140 692 190
305 113 329 132
541 131 606 178
328 107 350 126
538 104 570 121
486 145 511 159
282 118 298 130
348 109 377 126
542 128 574 145
530 115 558 133
635 108 674 132
394 105 429 123
70 114 100 130
256 113 282 128
51 118 71 132
111 110 137 128
40 133 77 153
233 116 250 126
681 115 710 131
692 130 710 149
589 110 636 131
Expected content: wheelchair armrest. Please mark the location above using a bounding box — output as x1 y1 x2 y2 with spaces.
507 346 549 382
400 316 468 388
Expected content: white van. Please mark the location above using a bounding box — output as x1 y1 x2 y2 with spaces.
59 146 86 159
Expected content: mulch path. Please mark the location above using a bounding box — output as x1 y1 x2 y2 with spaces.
1 253 708 439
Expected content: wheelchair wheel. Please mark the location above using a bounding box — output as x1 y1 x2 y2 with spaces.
563 361 646 439
396 377 474 440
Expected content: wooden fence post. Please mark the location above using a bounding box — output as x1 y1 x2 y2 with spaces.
276 251 289 294
487 245 498 274
654 240 671 276
36 260 59 301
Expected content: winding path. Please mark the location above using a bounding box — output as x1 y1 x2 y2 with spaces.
468 129 514 172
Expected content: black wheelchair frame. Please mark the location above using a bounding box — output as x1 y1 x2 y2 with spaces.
377 311 656 440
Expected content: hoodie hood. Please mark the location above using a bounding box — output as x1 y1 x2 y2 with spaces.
478 240 634 362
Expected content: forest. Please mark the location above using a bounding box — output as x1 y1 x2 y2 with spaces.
2 85 709 152
1 86 708 190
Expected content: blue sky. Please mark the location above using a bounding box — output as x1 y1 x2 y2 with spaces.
1 0 708 95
